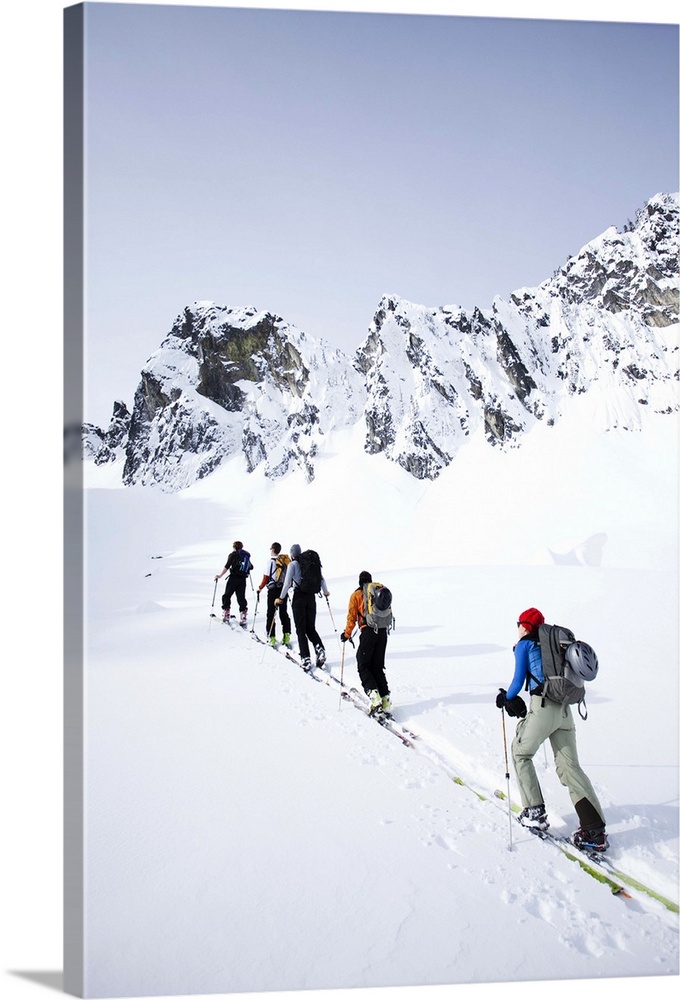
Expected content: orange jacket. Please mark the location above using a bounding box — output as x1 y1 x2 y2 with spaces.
344 588 366 637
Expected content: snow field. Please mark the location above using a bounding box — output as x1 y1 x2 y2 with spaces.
80 428 679 996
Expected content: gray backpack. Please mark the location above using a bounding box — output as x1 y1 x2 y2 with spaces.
533 624 599 719
362 582 393 632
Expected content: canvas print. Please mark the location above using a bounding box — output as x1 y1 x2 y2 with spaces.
64 2 679 998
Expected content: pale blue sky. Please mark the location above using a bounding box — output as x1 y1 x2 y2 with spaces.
81 2 679 423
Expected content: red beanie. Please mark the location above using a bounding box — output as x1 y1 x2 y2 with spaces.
518 608 545 630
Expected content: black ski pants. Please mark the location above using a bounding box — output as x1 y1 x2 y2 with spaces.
266 586 291 638
291 590 324 660
223 574 247 613
357 626 389 697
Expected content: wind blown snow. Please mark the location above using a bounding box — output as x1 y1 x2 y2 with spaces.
78 404 679 999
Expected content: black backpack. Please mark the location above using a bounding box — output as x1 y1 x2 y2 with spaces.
297 549 322 593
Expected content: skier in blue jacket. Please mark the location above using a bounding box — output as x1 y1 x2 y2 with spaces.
496 607 608 852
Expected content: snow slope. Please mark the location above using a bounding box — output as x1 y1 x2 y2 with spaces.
77 405 679 998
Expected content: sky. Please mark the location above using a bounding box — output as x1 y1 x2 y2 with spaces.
69 0 680 425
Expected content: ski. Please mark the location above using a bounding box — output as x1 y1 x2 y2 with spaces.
266 638 293 650
322 670 345 690
284 650 325 682
546 833 679 912
493 790 678 911
246 626 327 682
212 612 246 629
529 828 631 898
249 630 292 651
215 611 247 629
389 717 419 742
341 688 415 748
345 687 419 741
450 775 488 802
489 790 629 899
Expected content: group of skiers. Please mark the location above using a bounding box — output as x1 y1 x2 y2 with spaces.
215 540 392 710
215 543 608 853
215 540 331 672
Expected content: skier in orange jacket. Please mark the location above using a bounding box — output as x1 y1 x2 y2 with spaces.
341 571 391 715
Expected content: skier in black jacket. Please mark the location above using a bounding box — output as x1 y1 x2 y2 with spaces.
215 541 252 626
276 544 329 670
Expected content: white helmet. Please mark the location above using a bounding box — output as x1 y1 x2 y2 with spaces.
564 641 599 685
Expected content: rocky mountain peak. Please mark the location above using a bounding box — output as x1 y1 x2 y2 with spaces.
83 192 679 491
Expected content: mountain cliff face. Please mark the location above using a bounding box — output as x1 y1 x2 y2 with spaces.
113 304 365 489
84 192 679 490
82 400 131 464
357 193 678 479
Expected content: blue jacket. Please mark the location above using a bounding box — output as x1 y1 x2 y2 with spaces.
507 637 544 699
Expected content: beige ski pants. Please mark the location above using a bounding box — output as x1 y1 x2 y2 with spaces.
512 693 605 825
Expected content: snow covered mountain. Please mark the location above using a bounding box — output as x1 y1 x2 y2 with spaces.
84 192 679 490
109 306 365 490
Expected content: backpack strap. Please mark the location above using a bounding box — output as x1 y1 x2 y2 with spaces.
361 583 374 632
358 586 367 629
520 637 544 698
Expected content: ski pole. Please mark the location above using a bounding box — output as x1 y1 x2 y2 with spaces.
250 591 260 633
209 578 220 624
500 695 513 851
339 629 357 706
339 641 346 709
267 601 278 641
324 595 337 632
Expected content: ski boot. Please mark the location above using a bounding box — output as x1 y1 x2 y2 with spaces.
222 607 231 623
315 644 327 669
381 695 392 715
301 656 313 672
282 632 292 648
240 610 248 629
269 635 278 648
570 825 608 852
368 689 383 715
517 805 549 831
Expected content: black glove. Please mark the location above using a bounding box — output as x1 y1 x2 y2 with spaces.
505 695 527 718
496 689 527 718
340 631 348 643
